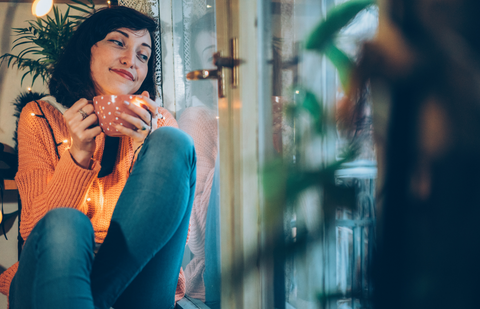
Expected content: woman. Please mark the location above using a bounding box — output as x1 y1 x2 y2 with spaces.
0 6 196 309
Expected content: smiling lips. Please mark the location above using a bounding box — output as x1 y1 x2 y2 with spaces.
111 69 135 81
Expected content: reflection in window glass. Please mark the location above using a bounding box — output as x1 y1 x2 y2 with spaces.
172 1 220 308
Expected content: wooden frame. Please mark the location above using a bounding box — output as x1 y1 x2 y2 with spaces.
216 0 263 308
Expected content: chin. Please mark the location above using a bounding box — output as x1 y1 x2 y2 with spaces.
103 88 139 96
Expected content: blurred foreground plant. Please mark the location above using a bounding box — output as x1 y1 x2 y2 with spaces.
264 0 375 231
260 0 377 307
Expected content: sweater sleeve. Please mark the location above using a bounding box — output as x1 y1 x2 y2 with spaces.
15 102 101 241
157 107 179 129
0 262 18 298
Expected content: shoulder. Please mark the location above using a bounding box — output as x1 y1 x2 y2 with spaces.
18 100 67 138
20 100 63 120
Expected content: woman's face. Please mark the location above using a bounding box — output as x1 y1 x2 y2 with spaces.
90 28 152 95
195 30 216 69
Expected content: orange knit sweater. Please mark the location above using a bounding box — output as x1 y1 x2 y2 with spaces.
0 100 186 303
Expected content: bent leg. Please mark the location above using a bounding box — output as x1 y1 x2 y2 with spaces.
9 208 95 309
91 127 196 309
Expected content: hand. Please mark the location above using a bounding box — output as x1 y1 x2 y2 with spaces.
64 98 102 168
113 91 160 151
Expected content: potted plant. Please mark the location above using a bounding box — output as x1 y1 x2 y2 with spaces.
0 0 96 86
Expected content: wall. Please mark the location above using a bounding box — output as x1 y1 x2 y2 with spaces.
0 3 69 308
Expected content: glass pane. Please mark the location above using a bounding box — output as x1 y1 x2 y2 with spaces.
336 226 353 295
262 0 378 308
170 1 220 307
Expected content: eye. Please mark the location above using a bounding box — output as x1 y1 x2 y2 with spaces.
138 53 149 62
109 40 124 47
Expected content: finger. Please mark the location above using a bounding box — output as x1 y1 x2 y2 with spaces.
113 122 148 140
65 99 93 121
72 103 96 123
81 102 95 114
71 119 102 142
70 98 91 114
136 94 157 115
116 109 148 130
123 101 152 125
83 125 103 140
78 114 99 131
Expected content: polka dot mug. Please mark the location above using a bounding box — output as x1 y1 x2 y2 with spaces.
92 94 144 137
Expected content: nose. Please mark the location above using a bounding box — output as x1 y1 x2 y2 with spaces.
120 49 136 67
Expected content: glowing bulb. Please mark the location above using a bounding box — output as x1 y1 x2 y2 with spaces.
86 198 91 202
31 113 35 116
27 87 32 92
295 90 300 94
107 0 111 3
216 116 219 119
207 4 212 8
63 139 68 144
32 0 53 17
131 97 144 107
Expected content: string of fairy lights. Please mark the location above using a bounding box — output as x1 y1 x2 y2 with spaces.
32 101 68 159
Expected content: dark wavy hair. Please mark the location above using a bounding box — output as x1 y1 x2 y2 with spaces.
49 6 158 108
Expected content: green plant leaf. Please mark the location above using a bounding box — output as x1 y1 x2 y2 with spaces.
6 54 20 67
68 4 93 15
70 0 95 8
11 40 34 50
17 47 40 59
324 43 354 90
1 2 95 87
305 0 375 52
303 90 325 134
20 71 30 85
62 7 71 24
31 71 42 87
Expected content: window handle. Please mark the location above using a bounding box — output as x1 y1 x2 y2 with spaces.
186 38 241 98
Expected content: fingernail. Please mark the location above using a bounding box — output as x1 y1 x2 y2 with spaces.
115 111 122 115
124 101 130 105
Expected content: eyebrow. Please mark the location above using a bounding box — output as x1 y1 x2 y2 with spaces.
114 30 152 50
202 44 215 54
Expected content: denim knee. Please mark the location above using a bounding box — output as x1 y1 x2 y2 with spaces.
143 126 196 165
37 208 95 258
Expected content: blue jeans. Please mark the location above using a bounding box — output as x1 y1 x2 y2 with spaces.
9 127 197 309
